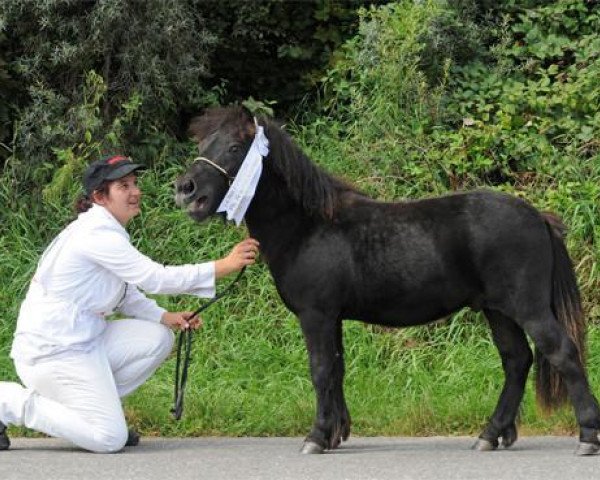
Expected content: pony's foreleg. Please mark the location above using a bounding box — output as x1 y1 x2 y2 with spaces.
335 322 351 446
298 311 349 454
475 310 532 451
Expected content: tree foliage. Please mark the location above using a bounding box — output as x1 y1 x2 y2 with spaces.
0 30 19 167
0 0 217 176
0 0 381 189
199 0 375 110
2 0 216 118
441 0 600 184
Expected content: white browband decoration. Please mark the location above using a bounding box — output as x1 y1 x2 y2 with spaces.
216 118 269 226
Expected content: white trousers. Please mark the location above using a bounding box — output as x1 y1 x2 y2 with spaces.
0 319 174 453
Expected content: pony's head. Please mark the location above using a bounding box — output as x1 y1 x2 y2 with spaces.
177 105 364 224
175 106 256 222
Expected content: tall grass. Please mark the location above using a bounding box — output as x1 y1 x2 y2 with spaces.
1 154 599 437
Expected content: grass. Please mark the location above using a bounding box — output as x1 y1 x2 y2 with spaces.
1 158 599 439
123 305 600 438
1 109 599 440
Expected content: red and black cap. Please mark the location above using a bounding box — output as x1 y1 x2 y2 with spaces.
83 155 145 196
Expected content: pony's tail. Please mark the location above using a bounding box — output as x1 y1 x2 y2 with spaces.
535 212 586 411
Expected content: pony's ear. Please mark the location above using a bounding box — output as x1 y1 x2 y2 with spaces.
240 104 254 120
236 105 257 140
188 107 222 142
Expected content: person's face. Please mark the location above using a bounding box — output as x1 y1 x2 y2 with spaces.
93 173 141 225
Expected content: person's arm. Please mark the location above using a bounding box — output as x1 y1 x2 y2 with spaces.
160 311 202 330
117 283 166 322
81 228 216 297
117 285 202 330
214 238 260 279
80 229 259 297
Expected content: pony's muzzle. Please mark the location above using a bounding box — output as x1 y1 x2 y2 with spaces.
174 177 197 206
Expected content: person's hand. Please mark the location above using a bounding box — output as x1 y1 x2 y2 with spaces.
161 311 202 331
215 238 260 279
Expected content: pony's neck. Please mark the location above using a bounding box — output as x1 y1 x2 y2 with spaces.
258 119 359 220
242 118 368 261
244 166 311 261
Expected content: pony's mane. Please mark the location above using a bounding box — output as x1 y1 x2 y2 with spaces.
262 117 365 219
189 106 365 219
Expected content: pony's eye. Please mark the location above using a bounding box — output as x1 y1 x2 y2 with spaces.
229 145 240 153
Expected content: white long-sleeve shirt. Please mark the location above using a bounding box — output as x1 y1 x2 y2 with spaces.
11 204 216 364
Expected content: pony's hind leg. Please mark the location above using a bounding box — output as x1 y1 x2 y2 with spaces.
520 309 600 455
475 309 533 451
298 311 349 454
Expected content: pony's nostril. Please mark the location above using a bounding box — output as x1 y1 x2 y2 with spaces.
179 178 196 197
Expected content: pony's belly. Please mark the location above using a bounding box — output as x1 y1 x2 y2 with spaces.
350 299 465 327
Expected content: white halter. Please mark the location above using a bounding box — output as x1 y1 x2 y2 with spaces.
216 118 269 226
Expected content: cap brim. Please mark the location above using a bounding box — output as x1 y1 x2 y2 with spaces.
104 163 146 181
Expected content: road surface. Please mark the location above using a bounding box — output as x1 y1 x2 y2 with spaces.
2 436 597 480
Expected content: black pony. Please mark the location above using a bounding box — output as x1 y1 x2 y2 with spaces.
175 106 600 455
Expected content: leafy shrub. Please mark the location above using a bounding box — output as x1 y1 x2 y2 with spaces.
0 0 217 184
440 0 599 185
313 0 599 310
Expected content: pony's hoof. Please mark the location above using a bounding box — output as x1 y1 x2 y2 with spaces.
576 442 600 456
300 441 325 454
500 424 517 448
472 438 498 451
501 437 515 449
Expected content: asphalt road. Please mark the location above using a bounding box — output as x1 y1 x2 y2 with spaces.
2 436 598 480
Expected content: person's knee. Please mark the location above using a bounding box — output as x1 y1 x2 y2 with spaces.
0 382 31 425
90 425 128 453
144 323 175 362
158 323 175 356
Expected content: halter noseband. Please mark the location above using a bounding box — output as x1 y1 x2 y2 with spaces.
194 156 234 185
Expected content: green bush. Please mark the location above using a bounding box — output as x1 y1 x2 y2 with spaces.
0 0 218 181
0 0 381 191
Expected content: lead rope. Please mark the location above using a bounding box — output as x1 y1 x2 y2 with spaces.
171 267 246 420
